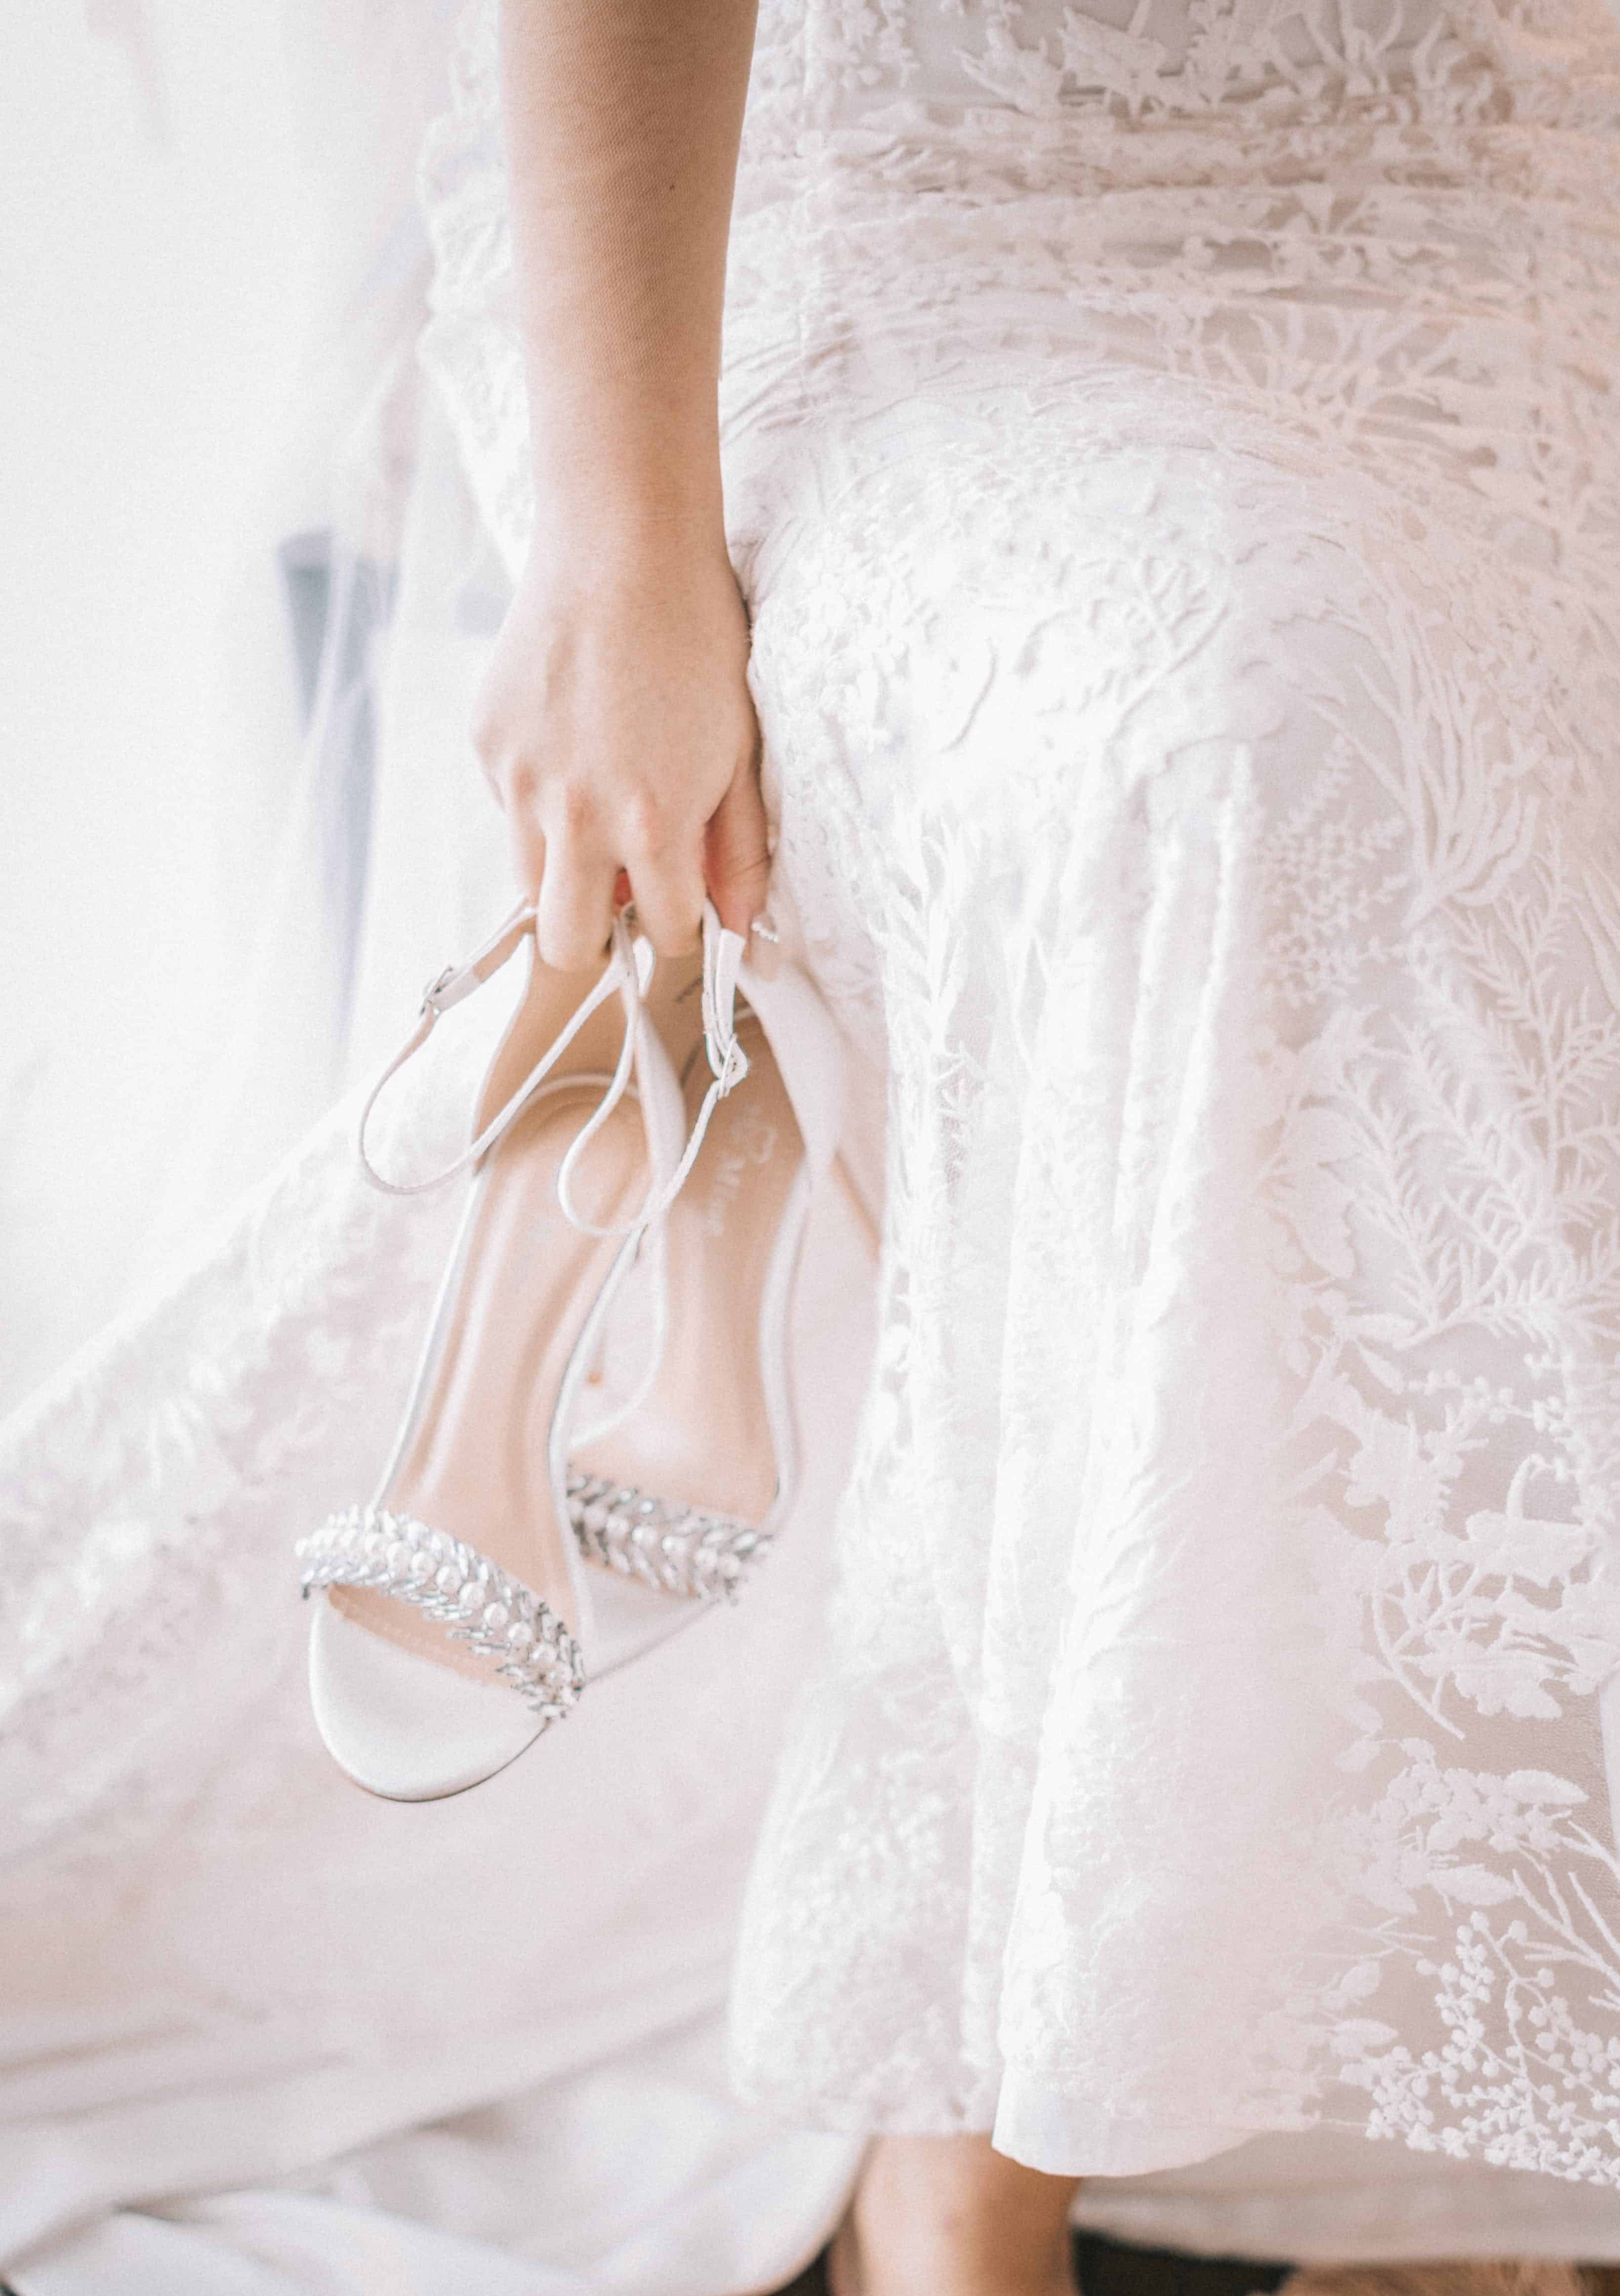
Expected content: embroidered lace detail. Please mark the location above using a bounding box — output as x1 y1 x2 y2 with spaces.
297 1505 585 1717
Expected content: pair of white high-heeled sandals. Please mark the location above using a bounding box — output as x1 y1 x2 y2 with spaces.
295 896 846 1801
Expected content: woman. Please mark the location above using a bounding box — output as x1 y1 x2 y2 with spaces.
4 0 1620 2286
442 0 1620 2284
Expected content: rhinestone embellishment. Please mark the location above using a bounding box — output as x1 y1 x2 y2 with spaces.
295 1507 586 1720
566 1470 770 1604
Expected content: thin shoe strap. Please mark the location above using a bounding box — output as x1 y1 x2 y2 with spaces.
701 901 752 1094
555 1059 744 1239
554 906 752 1240
552 925 659 1235
357 906 646 1198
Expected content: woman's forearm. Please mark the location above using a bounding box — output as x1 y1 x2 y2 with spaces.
498 0 759 552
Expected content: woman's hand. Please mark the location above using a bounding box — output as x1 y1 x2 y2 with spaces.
486 0 765 966
471 524 771 968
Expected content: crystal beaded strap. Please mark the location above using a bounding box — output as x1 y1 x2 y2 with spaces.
295 1508 586 1720
565 1468 771 1603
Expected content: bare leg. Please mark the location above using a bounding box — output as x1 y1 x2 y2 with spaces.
827 2132 1081 2296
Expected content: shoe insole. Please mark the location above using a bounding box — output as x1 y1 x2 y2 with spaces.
568 1004 803 1529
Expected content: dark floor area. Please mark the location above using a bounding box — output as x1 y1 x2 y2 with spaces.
775 2230 1293 2295
775 2238 1620 2295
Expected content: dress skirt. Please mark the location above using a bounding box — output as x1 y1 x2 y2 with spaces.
725 355 1620 2175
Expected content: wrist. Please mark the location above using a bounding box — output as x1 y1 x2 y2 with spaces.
528 472 729 569
524 375 724 533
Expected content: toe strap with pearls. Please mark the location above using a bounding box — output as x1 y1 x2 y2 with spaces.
565 1470 771 1604
295 1508 586 1720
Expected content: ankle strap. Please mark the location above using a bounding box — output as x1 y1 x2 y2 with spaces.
355 899 765 1253
558 900 757 1236
357 903 651 1199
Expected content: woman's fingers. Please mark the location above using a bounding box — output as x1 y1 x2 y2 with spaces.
508 769 767 969
474 542 765 970
705 750 772 938
500 760 549 905
619 818 708 957
529 803 713 969
533 818 618 972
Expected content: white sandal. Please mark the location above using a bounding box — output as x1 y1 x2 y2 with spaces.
298 901 700 1800
295 896 847 1801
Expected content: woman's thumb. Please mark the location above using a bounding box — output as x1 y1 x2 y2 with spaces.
705 753 773 940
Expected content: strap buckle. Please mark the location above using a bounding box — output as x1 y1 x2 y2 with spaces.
420 963 456 1014
418 900 540 1020
421 959 478 1017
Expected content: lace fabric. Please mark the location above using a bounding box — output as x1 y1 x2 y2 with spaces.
65 0 1620 2192
723 373 1620 2176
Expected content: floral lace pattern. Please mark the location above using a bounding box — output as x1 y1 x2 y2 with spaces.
404 0 1620 2181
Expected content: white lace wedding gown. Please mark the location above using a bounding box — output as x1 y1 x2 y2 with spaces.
418 0 1620 2178
7 0 1620 2281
